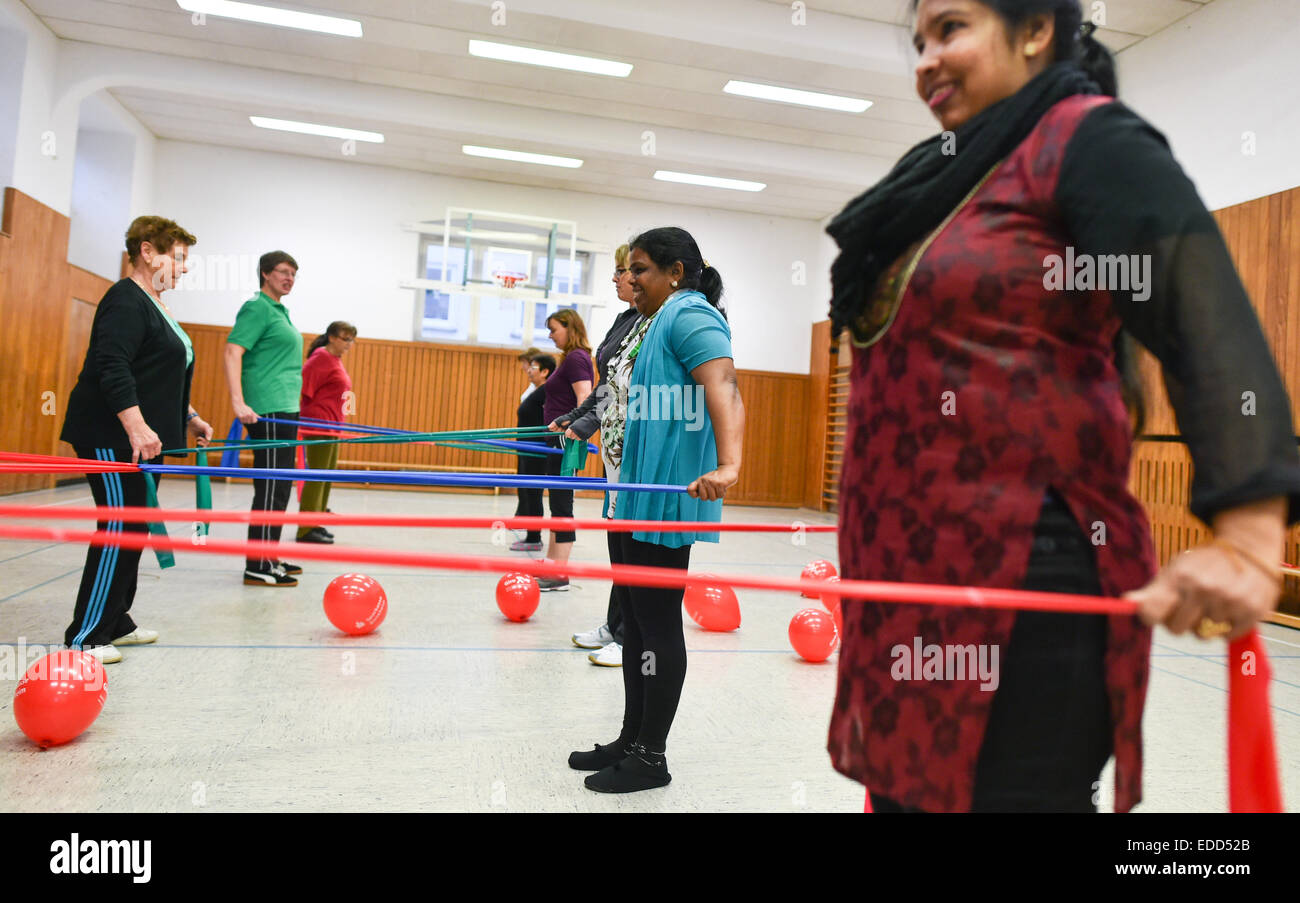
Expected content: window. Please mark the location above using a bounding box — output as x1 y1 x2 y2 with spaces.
535 302 577 348
421 244 471 342
535 256 584 294
415 233 593 347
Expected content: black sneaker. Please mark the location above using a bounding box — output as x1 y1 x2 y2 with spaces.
319 526 335 540
244 563 298 587
297 527 334 544
277 561 303 575
537 576 569 592
568 742 630 772
584 746 671 793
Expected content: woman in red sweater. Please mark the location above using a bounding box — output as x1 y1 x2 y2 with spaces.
827 0 1300 812
297 321 356 544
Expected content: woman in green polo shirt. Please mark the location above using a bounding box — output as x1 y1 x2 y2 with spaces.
224 250 304 587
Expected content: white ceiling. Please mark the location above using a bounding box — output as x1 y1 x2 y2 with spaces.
30 0 1216 220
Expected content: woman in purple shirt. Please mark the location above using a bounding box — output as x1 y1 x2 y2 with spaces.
537 309 594 590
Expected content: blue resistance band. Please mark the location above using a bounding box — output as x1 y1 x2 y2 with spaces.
250 418 597 454
137 462 686 494
259 416 409 436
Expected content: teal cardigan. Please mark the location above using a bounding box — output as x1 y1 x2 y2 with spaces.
611 290 733 548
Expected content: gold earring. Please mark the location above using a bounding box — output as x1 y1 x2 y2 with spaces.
1026 43 1038 56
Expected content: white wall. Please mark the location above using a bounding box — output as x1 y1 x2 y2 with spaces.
1 0 78 215
1118 0 1300 210
68 128 135 280
65 90 158 279
153 140 827 374
1 0 157 226
76 89 156 221
0 22 26 193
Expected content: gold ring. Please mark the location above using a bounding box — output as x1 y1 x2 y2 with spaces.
1195 617 1232 639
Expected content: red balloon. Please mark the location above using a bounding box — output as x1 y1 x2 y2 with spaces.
683 580 741 631
820 575 841 617
496 573 540 622
789 608 839 663
323 574 388 636
13 650 107 748
800 559 839 598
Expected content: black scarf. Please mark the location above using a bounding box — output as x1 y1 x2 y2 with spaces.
826 63 1101 340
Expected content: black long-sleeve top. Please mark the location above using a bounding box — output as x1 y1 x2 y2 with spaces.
1060 102 1300 525
61 279 194 453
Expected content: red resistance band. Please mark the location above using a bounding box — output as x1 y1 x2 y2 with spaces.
0 503 837 536
0 466 1282 811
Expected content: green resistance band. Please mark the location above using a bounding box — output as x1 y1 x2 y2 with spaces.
162 425 555 457
142 471 176 569
194 448 212 540
561 437 588 476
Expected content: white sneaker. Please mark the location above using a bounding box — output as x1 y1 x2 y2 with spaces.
111 628 158 646
83 644 123 664
588 642 623 668
572 624 615 650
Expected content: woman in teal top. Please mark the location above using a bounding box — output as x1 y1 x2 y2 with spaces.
569 227 746 793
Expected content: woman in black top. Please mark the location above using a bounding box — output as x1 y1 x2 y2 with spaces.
60 216 213 664
513 353 554 548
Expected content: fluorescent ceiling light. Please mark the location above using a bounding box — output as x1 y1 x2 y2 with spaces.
654 170 766 192
250 116 384 142
468 40 632 77
724 80 871 113
463 145 584 168
177 1 362 37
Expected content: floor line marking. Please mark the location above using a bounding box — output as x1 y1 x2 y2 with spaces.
0 568 81 603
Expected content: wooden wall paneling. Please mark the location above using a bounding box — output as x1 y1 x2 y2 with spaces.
727 371 808 506
57 266 117 460
0 189 74 495
56 298 100 458
804 321 831 509
823 336 851 511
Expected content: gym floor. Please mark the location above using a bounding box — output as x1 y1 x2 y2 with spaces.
0 480 1296 812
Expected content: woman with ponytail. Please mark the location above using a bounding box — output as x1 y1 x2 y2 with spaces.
827 0 1300 813
568 226 745 793
296 320 356 544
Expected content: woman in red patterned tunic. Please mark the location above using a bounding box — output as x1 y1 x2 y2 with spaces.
826 0 1300 812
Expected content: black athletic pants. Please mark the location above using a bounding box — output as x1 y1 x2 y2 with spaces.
515 451 546 543
65 446 155 648
608 533 692 753
542 435 574 544
870 489 1113 813
245 414 298 569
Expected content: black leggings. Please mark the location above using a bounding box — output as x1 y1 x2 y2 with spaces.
543 435 574 544
246 413 298 569
605 531 625 644
870 489 1113 813
608 532 691 753
515 451 545 544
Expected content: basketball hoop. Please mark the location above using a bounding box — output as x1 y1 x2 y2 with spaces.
492 272 528 290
